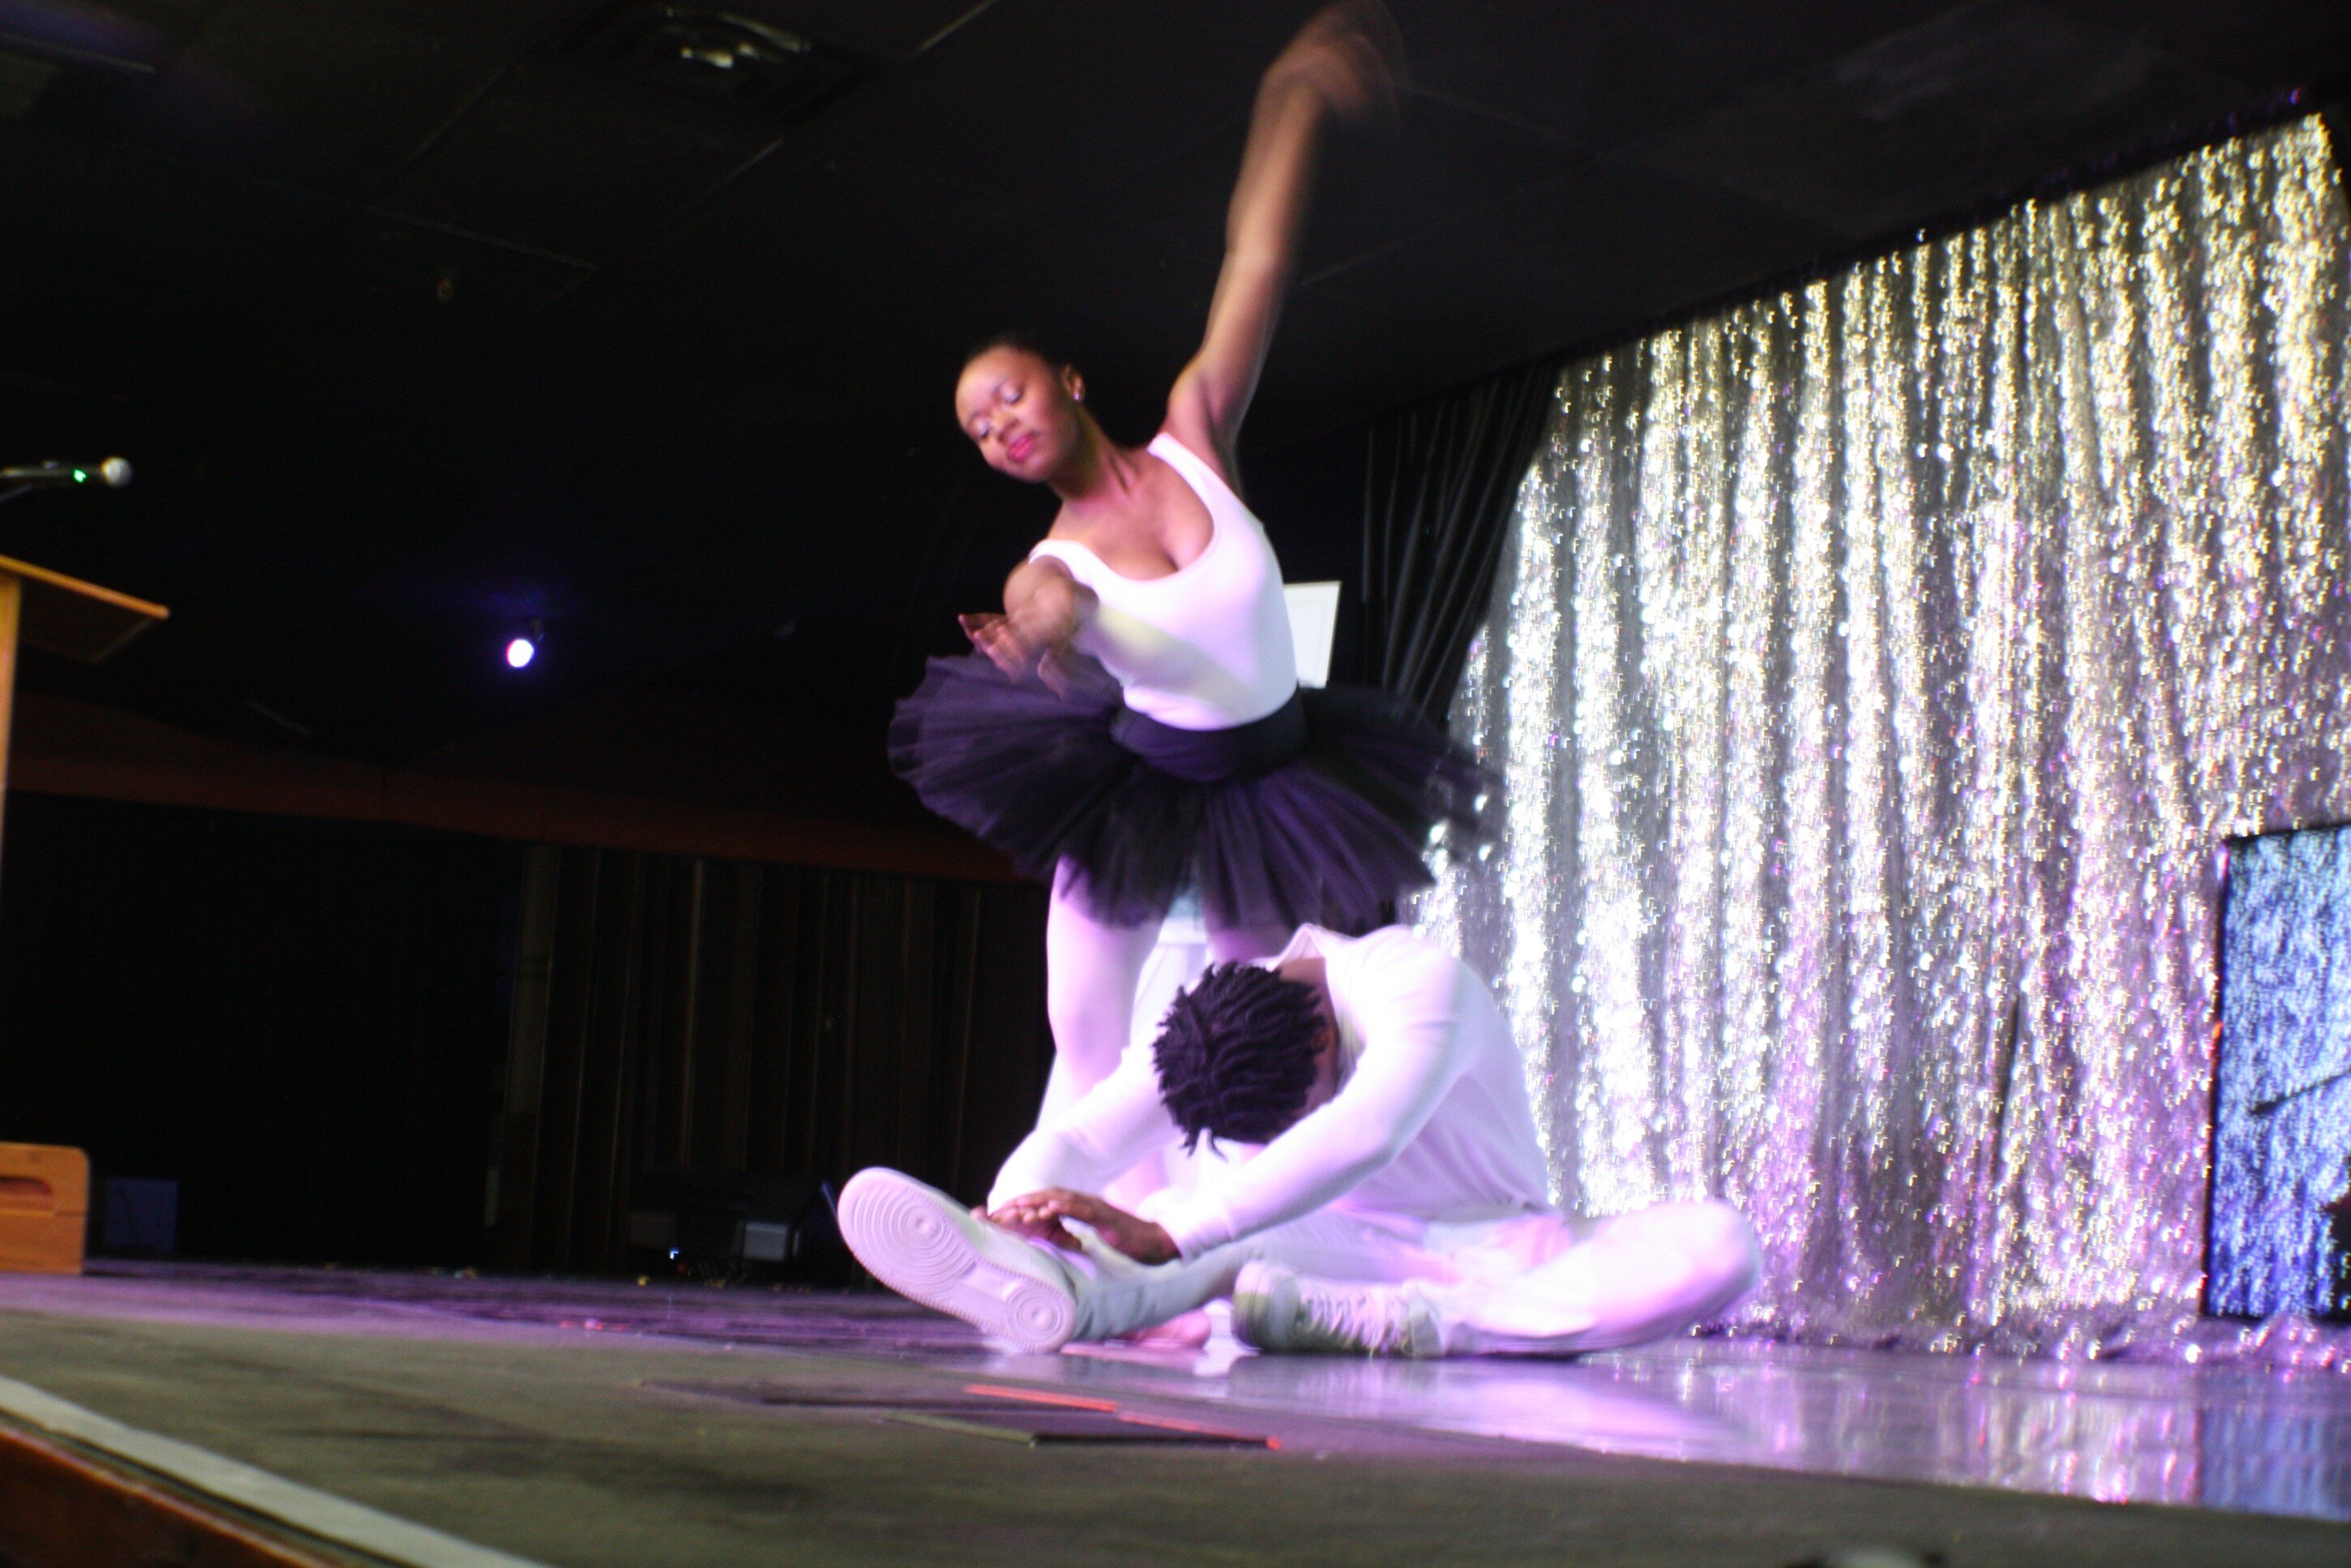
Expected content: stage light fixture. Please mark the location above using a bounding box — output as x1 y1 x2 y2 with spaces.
505 620 544 670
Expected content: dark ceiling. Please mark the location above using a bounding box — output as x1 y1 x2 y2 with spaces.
1 0 2345 799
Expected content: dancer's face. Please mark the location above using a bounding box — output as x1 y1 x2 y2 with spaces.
955 346 1086 482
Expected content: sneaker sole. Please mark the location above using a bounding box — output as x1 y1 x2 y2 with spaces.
837 1169 1077 1353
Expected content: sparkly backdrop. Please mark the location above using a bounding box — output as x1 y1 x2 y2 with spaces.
1419 118 2351 1351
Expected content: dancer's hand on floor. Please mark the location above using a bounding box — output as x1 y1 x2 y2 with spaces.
986 1189 1179 1266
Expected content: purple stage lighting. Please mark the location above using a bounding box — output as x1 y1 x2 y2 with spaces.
505 635 537 670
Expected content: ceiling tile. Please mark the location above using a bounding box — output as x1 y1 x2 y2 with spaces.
703 0 1000 65
125 0 575 196
1274 155 1848 424
1402 0 1954 151
845 0 1297 230
2049 0 2351 89
341 211 595 315
0 0 219 70
1625 0 2248 239
1303 91 1588 285
373 63 777 263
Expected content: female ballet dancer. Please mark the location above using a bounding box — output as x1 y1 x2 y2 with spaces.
892 2 1485 1122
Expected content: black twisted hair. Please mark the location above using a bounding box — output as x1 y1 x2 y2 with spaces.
1152 962 1326 1152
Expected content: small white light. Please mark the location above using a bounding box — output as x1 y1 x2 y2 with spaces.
504 636 537 669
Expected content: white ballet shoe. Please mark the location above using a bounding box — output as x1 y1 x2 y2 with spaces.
1231 1261 1443 1359
837 1168 1079 1352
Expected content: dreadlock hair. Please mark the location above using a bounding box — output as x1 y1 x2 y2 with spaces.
1152 962 1326 1152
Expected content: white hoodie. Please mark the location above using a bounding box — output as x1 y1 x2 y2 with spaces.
990 925 1553 1259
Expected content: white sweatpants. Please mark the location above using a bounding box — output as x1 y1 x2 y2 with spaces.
1060 1198 1761 1356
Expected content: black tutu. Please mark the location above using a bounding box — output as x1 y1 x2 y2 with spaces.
889 651 1491 932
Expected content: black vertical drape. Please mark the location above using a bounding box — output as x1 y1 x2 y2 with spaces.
491 845 1051 1275
1362 358 1559 719
0 795 1050 1276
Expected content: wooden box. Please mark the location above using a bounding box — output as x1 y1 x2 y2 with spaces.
0 1144 88 1275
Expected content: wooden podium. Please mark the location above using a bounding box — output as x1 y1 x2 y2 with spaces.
0 554 169 846
0 557 164 1275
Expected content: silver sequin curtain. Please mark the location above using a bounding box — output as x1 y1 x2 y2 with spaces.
1420 118 2351 1346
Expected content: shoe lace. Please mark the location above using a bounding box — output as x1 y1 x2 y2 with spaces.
1296 1279 1414 1354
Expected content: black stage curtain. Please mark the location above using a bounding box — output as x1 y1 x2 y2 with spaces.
0 794 511 1267
0 797 1048 1277
1362 359 1559 718
490 846 1049 1276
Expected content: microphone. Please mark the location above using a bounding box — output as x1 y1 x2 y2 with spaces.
0 457 134 488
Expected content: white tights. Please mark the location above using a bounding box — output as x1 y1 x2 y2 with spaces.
1038 860 1287 1122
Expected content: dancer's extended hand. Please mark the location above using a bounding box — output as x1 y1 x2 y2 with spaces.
961 560 1088 693
1265 1 1405 129
958 610 1031 675
960 610 1082 696
985 1189 1179 1266
1165 2 1404 464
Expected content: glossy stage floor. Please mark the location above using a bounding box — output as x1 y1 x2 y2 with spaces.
1 1262 2346 1566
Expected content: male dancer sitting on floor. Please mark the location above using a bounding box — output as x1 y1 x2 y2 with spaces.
839 924 1761 1356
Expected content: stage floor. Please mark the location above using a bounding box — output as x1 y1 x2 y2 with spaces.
0 1262 2346 1566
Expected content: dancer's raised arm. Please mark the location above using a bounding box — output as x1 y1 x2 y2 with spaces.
1163 2 1401 478
902 0 1484 1188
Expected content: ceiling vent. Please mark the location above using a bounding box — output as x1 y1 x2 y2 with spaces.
568 5 860 119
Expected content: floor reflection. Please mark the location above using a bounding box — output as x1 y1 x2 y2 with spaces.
1030 1332 2351 1520
16 1264 2351 1522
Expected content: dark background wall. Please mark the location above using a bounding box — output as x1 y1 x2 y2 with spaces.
0 793 512 1266
0 793 1050 1273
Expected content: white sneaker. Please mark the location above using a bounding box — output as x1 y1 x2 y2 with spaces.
1231 1262 1444 1358
837 1168 1079 1352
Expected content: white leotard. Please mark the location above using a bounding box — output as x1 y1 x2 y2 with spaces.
1027 433 1297 732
